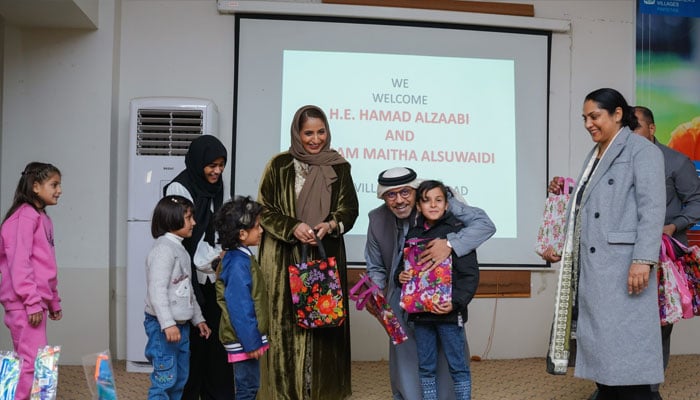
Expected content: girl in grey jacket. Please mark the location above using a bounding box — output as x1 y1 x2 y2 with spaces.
144 195 211 399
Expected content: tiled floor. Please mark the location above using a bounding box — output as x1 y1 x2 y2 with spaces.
57 355 700 399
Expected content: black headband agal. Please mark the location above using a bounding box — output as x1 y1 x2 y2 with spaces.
378 167 417 186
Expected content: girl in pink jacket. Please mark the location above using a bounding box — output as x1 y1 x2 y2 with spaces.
0 162 63 400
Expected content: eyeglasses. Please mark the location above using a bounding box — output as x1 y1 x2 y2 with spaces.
384 188 413 201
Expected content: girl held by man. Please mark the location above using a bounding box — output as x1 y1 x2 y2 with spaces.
397 180 479 400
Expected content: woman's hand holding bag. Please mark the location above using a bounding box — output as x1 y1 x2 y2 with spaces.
535 177 575 258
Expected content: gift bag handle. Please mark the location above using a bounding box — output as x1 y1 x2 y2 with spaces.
300 232 328 264
354 287 376 310
406 237 430 247
555 177 577 195
659 236 670 263
563 178 576 194
349 274 372 299
349 274 380 310
663 233 688 255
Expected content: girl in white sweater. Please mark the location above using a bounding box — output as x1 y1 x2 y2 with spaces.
144 195 211 400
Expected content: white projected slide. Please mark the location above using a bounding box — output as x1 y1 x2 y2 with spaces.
233 15 550 266
281 50 516 238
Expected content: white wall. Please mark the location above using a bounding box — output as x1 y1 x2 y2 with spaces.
0 0 118 364
114 0 236 365
2 0 699 365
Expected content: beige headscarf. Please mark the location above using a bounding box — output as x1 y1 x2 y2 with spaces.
289 105 348 226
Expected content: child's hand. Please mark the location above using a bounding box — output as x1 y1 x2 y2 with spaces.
197 322 211 339
432 301 454 315
246 347 265 360
28 311 43 327
49 310 62 321
398 270 413 284
164 326 181 343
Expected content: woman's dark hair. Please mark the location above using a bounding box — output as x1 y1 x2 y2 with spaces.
584 88 639 130
151 195 194 238
2 162 61 223
416 180 448 202
297 107 329 132
214 196 263 249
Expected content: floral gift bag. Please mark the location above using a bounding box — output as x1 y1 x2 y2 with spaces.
535 177 575 257
664 234 700 317
658 236 684 325
400 238 452 313
349 274 408 345
288 238 345 329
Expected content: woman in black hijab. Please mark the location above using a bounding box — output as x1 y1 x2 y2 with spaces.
164 134 235 399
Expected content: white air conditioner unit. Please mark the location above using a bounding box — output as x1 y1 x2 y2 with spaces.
125 97 219 371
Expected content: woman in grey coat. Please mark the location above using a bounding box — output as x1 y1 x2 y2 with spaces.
542 88 666 399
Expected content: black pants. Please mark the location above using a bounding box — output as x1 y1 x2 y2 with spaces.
660 323 673 371
648 323 673 395
182 281 236 400
595 383 656 400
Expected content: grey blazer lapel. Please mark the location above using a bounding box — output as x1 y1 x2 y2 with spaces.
580 128 630 207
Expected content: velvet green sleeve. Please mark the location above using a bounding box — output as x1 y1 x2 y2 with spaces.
329 163 359 235
258 154 301 244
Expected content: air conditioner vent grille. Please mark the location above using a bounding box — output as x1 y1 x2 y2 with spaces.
136 109 203 156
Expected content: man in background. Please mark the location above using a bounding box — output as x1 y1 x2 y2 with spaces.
633 105 700 400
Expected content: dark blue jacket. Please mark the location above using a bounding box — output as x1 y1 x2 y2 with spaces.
216 247 270 356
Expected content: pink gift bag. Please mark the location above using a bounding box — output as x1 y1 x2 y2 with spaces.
658 236 684 325
399 238 452 314
349 274 408 345
535 177 575 257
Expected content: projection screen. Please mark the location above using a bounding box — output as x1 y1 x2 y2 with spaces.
233 14 551 267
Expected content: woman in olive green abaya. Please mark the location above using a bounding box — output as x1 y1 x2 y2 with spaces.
257 105 359 400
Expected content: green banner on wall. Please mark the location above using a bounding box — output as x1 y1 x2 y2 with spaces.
636 1 700 156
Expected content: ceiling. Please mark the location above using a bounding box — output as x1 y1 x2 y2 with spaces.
0 0 98 29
